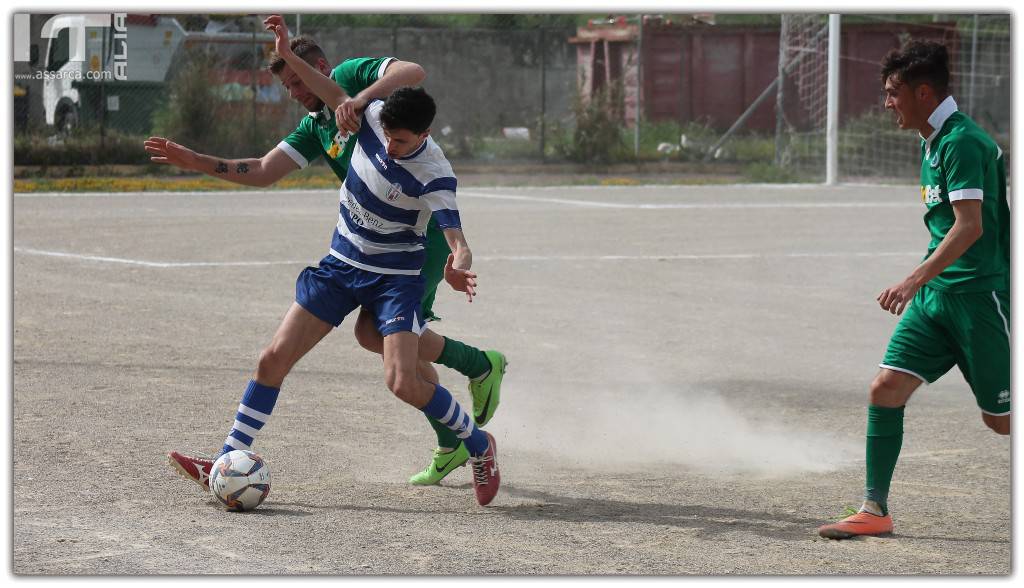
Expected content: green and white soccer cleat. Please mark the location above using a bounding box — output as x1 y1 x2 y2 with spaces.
470 350 507 426
409 443 470 486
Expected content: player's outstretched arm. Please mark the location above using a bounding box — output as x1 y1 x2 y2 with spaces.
264 14 349 112
442 228 477 303
335 60 426 133
877 199 983 315
144 137 299 187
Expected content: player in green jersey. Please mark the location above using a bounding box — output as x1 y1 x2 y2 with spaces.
146 34 505 488
819 41 1010 540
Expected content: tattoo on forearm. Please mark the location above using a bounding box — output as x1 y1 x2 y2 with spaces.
236 162 250 174
214 162 228 174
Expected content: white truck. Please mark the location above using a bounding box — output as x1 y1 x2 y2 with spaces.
41 14 275 133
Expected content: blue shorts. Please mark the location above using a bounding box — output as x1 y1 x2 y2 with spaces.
295 254 427 337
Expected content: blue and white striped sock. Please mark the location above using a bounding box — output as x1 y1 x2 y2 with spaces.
421 384 488 456
221 380 280 456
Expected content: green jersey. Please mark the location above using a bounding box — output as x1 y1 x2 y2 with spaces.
918 97 1009 293
276 57 394 181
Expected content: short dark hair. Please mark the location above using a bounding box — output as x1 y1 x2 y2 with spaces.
880 40 951 96
380 87 436 134
267 35 327 74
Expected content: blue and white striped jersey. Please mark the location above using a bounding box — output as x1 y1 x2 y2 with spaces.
328 99 460 275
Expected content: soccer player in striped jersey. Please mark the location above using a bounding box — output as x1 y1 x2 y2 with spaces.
818 40 1009 539
156 26 503 502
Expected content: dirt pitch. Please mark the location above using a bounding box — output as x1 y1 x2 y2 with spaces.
11 184 1012 575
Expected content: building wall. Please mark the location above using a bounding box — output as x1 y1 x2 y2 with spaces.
308 26 578 137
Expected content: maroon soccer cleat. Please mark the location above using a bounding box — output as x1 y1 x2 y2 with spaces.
168 451 216 492
470 432 501 506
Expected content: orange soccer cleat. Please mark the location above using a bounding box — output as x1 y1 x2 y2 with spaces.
818 510 894 539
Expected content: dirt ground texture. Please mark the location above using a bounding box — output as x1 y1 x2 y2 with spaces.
11 184 1011 575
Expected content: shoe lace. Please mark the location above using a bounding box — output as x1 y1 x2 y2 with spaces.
177 451 216 464
471 456 493 485
197 452 220 464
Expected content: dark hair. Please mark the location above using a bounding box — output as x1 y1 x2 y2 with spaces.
880 40 951 96
380 86 436 134
267 35 327 74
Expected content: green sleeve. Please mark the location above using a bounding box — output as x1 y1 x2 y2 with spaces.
942 137 986 199
278 117 323 169
330 57 394 98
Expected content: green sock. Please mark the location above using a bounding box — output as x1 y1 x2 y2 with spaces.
436 336 490 380
427 414 460 450
864 404 905 516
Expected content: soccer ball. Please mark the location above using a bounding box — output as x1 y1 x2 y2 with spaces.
210 450 271 511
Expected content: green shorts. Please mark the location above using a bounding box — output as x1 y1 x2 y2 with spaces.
880 285 1011 415
420 217 451 322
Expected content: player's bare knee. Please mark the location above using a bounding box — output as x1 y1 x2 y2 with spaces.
256 345 288 384
982 413 1010 435
387 374 420 404
869 371 917 407
869 375 898 407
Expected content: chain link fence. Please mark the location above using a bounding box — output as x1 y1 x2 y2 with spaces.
12 13 1011 184
12 13 579 169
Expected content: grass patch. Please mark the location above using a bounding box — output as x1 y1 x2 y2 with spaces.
14 165 343 193
741 162 802 183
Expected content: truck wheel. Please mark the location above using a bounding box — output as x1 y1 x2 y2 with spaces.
57 105 79 135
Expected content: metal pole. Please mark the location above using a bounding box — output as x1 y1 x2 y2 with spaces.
296 13 301 37
774 15 788 166
539 27 546 161
825 14 840 185
99 17 107 159
969 15 979 112
634 14 643 158
251 22 258 145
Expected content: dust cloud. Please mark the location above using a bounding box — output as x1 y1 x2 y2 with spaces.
490 381 860 477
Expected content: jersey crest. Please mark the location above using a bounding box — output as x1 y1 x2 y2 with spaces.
386 182 404 202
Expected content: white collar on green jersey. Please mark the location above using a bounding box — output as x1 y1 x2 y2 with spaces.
922 95 958 154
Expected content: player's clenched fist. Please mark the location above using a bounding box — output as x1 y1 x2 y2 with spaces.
335 96 366 135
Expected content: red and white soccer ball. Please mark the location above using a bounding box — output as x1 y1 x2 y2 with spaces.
210 450 271 511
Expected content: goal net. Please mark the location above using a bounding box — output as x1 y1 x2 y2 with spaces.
776 14 1011 183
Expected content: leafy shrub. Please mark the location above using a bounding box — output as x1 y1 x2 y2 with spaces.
13 129 151 166
150 49 285 158
550 85 630 165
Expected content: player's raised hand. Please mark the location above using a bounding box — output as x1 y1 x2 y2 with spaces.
444 253 477 303
335 96 366 135
144 136 196 170
263 15 290 57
